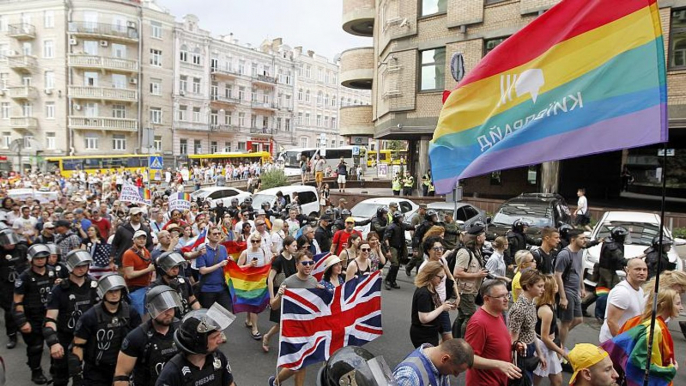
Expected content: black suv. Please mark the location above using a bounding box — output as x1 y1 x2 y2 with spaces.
487 193 572 240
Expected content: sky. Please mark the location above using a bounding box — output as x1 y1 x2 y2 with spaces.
156 0 370 61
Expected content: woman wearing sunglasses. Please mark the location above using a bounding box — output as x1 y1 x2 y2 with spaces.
410 261 457 348
237 233 269 340
345 241 373 282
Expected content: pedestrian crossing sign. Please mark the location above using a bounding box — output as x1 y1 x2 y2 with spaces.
149 156 163 170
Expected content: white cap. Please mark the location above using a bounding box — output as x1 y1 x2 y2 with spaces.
133 230 148 239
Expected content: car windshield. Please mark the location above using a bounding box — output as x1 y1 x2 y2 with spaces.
190 189 210 199
595 221 661 246
351 202 384 218
492 203 552 227
251 193 274 210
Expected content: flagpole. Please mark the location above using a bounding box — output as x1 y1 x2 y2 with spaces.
643 142 668 386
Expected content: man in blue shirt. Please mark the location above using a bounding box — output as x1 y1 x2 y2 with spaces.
393 339 474 386
196 225 232 312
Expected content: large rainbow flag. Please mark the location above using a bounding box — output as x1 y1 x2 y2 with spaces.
430 0 667 194
224 259 271 314
601 317 676 386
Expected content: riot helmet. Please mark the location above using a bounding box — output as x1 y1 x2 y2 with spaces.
512 219 530 233
46 244 60 258
145 285 183 319
231 197 239 206
426 210 438 222
324 208 334 217
0 229 20 247
558 224 574 241
97 273 128 298
244 197 253 205
318 346 386 386
157 252 187 274
610 226 629 243
261 201 271 210
652 235 673 250
341 209 352 218
376 207 388 217
392 211 404 222
174 304 234 355
64 250 93 272
28 243 51 262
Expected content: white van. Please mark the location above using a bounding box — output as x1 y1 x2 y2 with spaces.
250 185 320 217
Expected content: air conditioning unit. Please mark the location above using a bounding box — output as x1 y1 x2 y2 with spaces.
44 89 53 95
74 104 82 111
179 90 185 96
127 21 136 28
100 40 108 47
69 39 78 46
8 50 18 56
129 77 137 84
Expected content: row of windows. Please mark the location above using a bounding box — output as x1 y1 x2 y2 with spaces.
2 132 55 150
296 64 337 85
178 139 247 155
296 112 337 129
0 12 56 31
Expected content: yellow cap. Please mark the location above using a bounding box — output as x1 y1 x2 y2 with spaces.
345 217 355 224
568 344 609 385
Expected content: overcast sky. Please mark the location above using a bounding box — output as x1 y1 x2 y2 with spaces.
156 0 370 60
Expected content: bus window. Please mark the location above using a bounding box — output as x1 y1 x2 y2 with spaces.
62 159 83 171
46 160 60 173
83 158 102 170
126 157 142 167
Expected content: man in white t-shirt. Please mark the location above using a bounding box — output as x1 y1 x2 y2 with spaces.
599 258 648 343
574 188 592 232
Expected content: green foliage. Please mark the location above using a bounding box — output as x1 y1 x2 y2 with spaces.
260 169 290 190
673 227 686 239
385 140 406 151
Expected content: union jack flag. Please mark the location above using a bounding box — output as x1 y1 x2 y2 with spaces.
311 252 330 281
277 270 382 370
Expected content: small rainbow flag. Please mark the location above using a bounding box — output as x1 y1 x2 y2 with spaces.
430 0 667 194
221 240 247 261
138 187 151 201
224 259 271 314
172 192 191 202
595 286 610 297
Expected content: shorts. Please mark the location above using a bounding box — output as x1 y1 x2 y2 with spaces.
315 171 324 183
574 214 590 226
438 311 451 335
558 291 582 322
337 175 346 184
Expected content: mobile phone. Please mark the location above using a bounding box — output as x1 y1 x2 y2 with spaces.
252 257 258 261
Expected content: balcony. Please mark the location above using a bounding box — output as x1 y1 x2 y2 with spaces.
175 121 210 132
8 55 38 73
7 23 36 40
68 21 139 42
339 47 373 89
342 0 374 37
210 95 241 107
252 74 277 87
69 86 138 103
10 117 38 132
211 67 241 79
8 86 38 100
339 105 374 137
250 127 274 136
68 117 138 132
68 55 139 73
251 101 277 112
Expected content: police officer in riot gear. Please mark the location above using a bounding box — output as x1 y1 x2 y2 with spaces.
46 243 69 280
645 235 676 279
44 249 99 386
371 207 389 238
558 224 601 251
14 243 57 384
151 252 200 317
114 285 183 386
227 198 240 219
506 219 540 257
316 345 393 386
407 210 439 276
331 209 371 234
0 228 28 349
70 273 142 386
383 211 413 290
156 306 235 386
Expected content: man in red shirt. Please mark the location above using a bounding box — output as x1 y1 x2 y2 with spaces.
330 217 362 256
464 280 522 385
90 208 111 239
121 230 154 316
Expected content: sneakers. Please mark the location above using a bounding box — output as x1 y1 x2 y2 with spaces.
391 281 401 289
384 281 392 290
6 333 17 349
268 375 277 386
31 369 48 385
405 266 412 277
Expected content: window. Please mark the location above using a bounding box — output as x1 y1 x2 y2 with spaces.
41 71 53 90
305 113 311 126
84 134 98 150
192 78 201 94
419 47 446 91
179 76 187 92
46 132 56 149
179 45 188 62
324 116 329 128
306 65 311 78
251 114 257 128
238 86 245 100
84 102 98 117
112 44 126 58
224 112 232 126
45 102 55 119
285 119 291 131
224 141 231 152
298 89 303 101
670 9 686 68
237 141 246 151
193 139 202 154
251 63 258 76
332 96 336 107
112 104 126 118
111 74 126 89
297 112 303 125
24 135 33 149
317 91 323 106
191 48 201 65
331 117 337 129
22 102 32 117
177 105 187 121
192 107 201 122
180 139 188 154
238 60 245 75
150 78 161 95
3 132 10 148
300 137 309 147
154 135 162 152
150 107 162 124
421 0 447 16
210 141 218 153
316 114 322 126
83 41 98 55
1 103 9 119
238 112 245 127
305 90 310 102
210 110 218 125
210 58 218 70
43 40 54 58
324 94 329 106
151 21 162 39
150 49 162 66
484 37 506 55
112 135 126 150
44 11 54 28
22 42 32 56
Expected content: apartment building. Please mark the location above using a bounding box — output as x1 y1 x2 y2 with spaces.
0 0 174 172
341 0 686 199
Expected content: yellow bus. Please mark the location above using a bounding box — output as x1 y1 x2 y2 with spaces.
188 151 272 168
367 149 407 167
44 154 163 179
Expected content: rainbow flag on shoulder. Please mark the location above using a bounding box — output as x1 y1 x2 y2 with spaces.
224 259 271 314
430 0 667 194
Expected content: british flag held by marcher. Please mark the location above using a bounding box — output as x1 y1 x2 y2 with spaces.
277 270 382 370
311 252 330 281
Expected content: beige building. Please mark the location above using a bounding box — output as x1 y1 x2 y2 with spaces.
0 0 174 172
340 0 686 198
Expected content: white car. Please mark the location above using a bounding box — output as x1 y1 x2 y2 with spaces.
582 211 686 287
426 201 489 231
251 185 321 217
351 198 419 237
189 187 252 208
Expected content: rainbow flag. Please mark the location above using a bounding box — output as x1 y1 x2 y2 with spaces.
221 240 247 261
595 286 610 297
138 187 151 201
430 0 667 194
601 317 676 386
224 259 271 314
172 192 191 202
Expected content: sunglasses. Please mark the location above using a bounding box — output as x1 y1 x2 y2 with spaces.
432 246 444 251
211 232 222 236
300 260 315 266
360 248 371 252
256 223 265 226
251 239 261 243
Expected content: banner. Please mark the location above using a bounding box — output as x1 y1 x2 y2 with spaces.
120 183 151 205
8 189 59 203
429 0 667 194
168 195 191 212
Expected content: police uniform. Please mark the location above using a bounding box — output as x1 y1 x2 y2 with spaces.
392 176 402 196
73 301 142 385
370 214 388 238
49 261 69 280
155 350 234 386
402 175 414 196
0 243 28 339
14 265 57 373
120 318 180 385
45 277 98 386
150 275 196 318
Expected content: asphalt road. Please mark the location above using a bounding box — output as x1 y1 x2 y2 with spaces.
3 271 686 385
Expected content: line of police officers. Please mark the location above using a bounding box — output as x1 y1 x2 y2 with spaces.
0 224 235 386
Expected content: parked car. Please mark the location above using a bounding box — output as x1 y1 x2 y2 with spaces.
189 187 252 208
582 211 685 288
426 201 489 230
488 193 572 240
351 198 418 257
251 185 321 218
